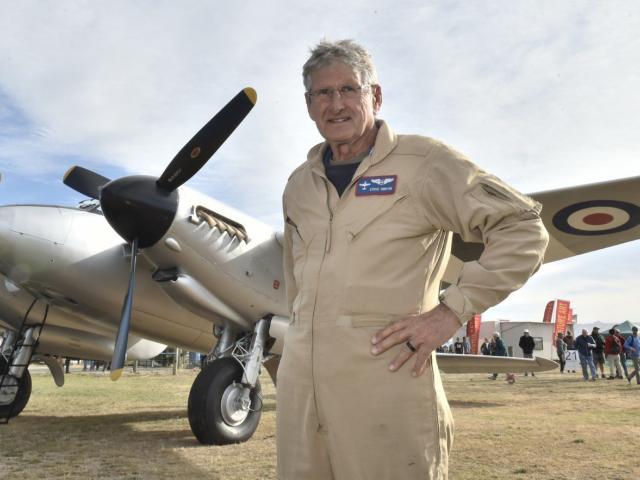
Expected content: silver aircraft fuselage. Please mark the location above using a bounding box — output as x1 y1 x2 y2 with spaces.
0 186 288 361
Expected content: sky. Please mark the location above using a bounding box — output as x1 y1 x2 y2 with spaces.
0 1 638 324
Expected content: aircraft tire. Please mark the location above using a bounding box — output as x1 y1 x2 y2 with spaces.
188 357 262 445
0 357 32 418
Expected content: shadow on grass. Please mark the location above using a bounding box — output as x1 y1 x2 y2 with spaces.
8 408 275 448
449 400 504 408
2 409 268 479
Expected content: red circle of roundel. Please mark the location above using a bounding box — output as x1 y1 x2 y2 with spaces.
582 213 614 226
552 200 640 236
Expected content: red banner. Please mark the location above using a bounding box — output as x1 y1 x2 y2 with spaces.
542 300 554 323
466 314 482 354
552 299 571 343
567 308 574 324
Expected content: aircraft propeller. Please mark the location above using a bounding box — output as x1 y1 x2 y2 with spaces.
63 88 257 380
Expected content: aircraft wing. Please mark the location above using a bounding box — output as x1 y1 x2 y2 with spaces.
436 353 558 374
448 175 640 270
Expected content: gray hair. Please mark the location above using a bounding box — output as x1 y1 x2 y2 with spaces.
302 39 378 91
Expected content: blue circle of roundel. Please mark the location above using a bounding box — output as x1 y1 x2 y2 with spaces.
552 200 640 236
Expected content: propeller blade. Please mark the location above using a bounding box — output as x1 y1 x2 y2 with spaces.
63 166 111 200
110 238 139 381
156 87 257 191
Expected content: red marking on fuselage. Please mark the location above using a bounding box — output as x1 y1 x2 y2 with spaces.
583 213 614 225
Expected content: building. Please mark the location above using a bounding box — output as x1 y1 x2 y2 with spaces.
453 320 565 360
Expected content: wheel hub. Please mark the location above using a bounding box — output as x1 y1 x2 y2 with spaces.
220 382 250 426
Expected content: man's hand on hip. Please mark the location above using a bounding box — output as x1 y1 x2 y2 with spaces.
370 303 461 377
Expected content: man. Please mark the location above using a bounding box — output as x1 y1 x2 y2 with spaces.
591 327 606 379
462 336 471 354
563 330 577 373
480 337 491 356
279 39 548 480
604 328 623 380
556 332 567 373
489 332 509 381
563 330 575 349
453 337 464 354
575 329 597 381
623 326 640 384
518 329 535 376
614 328 629 379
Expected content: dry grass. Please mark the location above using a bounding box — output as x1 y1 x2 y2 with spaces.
1 366 638 479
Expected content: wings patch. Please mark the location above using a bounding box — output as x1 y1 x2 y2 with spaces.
355 175 397 196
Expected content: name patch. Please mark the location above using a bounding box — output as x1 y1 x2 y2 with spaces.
355 175 397 196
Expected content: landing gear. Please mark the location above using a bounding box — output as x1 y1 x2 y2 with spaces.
188 357 262 444
188 316 273 445
0 356 32 419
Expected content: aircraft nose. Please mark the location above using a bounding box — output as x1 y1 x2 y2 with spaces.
100 175 179 248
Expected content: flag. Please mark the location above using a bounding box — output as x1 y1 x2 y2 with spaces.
552 299 571 343
542 300 554 323
466 314 482 354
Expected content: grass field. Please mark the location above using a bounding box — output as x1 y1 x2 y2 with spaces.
1 366 638 479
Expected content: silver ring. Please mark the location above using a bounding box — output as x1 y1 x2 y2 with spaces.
405 341 417 353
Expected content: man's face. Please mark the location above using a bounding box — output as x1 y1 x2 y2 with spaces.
581 329 588 336
306 61 381 146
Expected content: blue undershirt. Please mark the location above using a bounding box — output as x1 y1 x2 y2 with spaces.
322 147 364 197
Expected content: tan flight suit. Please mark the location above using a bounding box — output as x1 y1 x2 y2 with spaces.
277 121 548 479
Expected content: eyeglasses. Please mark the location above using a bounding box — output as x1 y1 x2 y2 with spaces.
306 84 371 103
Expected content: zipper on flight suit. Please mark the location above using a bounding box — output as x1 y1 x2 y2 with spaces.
307 168 338 434
324 182 334 254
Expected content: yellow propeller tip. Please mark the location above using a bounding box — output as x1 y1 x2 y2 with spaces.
63 166 77 181
243 87 257 105
110 369 123 381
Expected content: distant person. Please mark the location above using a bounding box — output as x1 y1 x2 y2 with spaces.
453 337 464 354
463 336 471 354
623 326 640 384
605 329 624 380
563 331 575 349
614 328 629 379
575 329 597 381
489 332 508 380
518 329 535 376
480 337 491 356
556 332 567 373
591 327 606 379
563 330 577 373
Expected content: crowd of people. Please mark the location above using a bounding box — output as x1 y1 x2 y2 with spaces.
557 326 640 383
436 325 639 385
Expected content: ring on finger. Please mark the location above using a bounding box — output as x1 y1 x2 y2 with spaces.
405 340 417 353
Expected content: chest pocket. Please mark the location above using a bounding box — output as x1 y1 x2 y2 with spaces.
345 189 410 241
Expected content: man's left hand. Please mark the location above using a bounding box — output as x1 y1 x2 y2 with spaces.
370 303 461 377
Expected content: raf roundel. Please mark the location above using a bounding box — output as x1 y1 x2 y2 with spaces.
552 200 640 236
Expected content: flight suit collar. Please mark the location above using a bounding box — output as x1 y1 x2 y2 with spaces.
307 120 398 180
